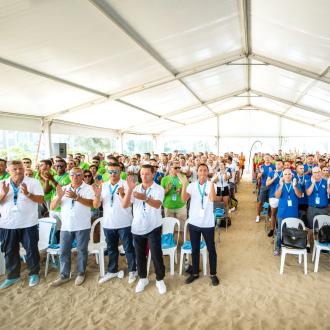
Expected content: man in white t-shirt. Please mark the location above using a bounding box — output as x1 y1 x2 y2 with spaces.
50 167 95 287
0 160 44 289
122 165 166 294
179 163 220 286
93 162 137 284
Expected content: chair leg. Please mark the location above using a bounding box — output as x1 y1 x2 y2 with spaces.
298 254 302 264
99 250 105 277
45 253 50 277
280 251 286 274
314 247 321 272
95 254 99 265
304 252 307 275
174 250 177 264
147 251 151 277
179 251 184 275
312 244 316 262
170 252 175 275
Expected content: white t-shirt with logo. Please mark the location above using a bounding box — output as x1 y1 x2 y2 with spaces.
101 179 133 229
131 182 164 235
0 177 44 229
187 181 214 228
227 163 238 183
59 182 95 232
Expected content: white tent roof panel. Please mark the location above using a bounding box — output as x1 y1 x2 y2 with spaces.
108 0 242 71
208 97 248 113
129 119 180 134
300 82 330 114
251 64 313 102
0 63 96 116
250 97 288 114
285 107 328 124
56 100 156 130
167 106 210 123
252 0 330 73
0 0 170 93
121 81 198 115
181 62 245 101
281 118 329 137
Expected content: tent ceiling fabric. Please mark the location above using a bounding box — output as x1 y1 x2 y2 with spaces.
0 0 329 137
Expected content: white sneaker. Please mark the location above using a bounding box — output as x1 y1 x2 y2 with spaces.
117 270 125 279
135 278 149 293
156 280 166 295
256 216 260 223
98 272 120 284
128 271 138 284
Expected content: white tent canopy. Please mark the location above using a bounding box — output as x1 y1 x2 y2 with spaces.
0 0 329 155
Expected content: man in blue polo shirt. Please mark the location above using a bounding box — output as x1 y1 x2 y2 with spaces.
294 162 310 221
274 169 302 255
266 159 284 237
306 166 330 246
256 154 275 223
304 154 315 175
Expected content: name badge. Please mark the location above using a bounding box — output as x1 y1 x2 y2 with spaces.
199 209 205 217
287 200 292 207
315 197 321 205
12 205 19 212
171 194 177 201
301 193 304 198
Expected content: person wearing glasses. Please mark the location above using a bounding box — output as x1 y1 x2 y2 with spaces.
305 166 330 247
122 164 166 294
0 160 44 289
161 161 187 234
22 158 37 178
93 163 137 284
150 158 164 185
50 167 95 287
179 163 220 286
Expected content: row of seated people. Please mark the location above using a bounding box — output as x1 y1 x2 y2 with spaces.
253 152 330 256
0 150 244 293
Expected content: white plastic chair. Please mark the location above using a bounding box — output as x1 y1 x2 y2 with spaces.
312 215 330 272
147 217 180 276
179 219 208 276
88 217 106 277
280 218 307 275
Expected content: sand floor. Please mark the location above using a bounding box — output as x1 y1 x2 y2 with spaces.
1 178 330 330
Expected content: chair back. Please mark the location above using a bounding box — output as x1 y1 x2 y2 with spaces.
38 217 57 246
313 215 330 239
90 217 105 244
162 217 180 244
213 201 225 210
281 217 306 240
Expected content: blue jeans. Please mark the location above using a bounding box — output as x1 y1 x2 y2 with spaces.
276 217 284 250
60 229 90 278
0 225 40 279
104 226 136 273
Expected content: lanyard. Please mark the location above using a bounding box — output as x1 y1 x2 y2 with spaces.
70 186 81 208
109 183 119 207
315 181 321 194
284 183 292 199
170 176 178 190
197 182 207 209
10 180 21 205
141 186 152 211
276 171 282 178
297 174 304 185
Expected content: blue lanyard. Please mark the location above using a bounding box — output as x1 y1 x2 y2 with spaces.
284 183 292 198
10 180 20 205
297 174 304 185
276 171 282 178
197 182 207 209
315 181 321 194
109 183 119 207
141 186 152 211
170 176 178 190
70 186 81 208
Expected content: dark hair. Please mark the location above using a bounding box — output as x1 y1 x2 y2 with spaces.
0 158 6 164
118 162 125 171
140 164 155 174
108 162 120 168
40 159 52 167
295 161 303 166
92 156 100 161
89 164 98 171
83 170 94 184
22 157 32 162
107 155 118 162
197 163 209 171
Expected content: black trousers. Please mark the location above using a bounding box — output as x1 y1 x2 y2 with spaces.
189 224 217 276
0 225 40 279
133 226 165 281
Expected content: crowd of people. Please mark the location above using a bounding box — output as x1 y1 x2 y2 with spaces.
0 151 245 293
252 151 330 255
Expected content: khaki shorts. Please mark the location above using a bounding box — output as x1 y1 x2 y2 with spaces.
164 206 187 232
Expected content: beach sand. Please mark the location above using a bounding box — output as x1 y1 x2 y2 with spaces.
1 178 330 330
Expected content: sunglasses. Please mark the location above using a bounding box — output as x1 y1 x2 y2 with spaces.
56 164 65 168
23 161 31 164
108 170 120 174
70 173 82 177
174 167 181 170
107 162 117 166
84 174 92 178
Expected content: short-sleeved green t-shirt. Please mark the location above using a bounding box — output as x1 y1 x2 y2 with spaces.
161 175 186 209
80 162 90 171
52 172 71 212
